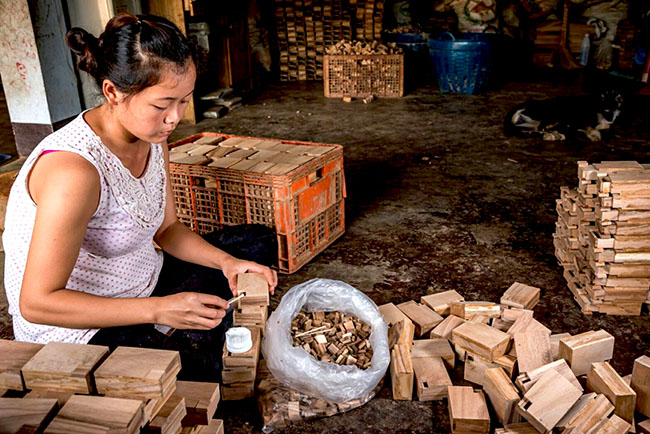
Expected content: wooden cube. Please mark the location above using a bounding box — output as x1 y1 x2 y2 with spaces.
586 361 636 423
447 386 490 433
483 367 521 425
513 332 553 374
516 369 583 433
451 322 510 362
506 312 551 336
173 381 219 426
413 356 451 401
0 398 58 434
22 342 109 394
378 303 412 327
449 302 500 320
515 359 582 394
396 301 443 337
45 395 144 434
94 347 181 399
0 339 43 391
220 382 254 401
222 327 262 369
464 352 516 386
390 344 413 401
388 319 415 350
558 329 614 376
237 273 269 307
557 393 614 433
421 290 464 316
500 282 540 310
145 394 186 434
631 355 650 417
411 338 455 369
597 414 631 434
430 315 465 339
550 333 571 361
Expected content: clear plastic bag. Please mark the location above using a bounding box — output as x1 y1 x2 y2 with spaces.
262 278 389 403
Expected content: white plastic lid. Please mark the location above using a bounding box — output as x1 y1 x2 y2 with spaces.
226 327 252 354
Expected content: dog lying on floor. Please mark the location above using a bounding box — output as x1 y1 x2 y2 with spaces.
504 89 623 142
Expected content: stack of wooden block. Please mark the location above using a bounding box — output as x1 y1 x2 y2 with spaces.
0 340 223 433
380 283 650 433
554 161 650 315
274 0 385 81
221 273 269 401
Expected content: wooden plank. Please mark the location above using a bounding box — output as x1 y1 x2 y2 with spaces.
412 356 451 401
558 329 615 376
145 395 186 434
0 339 43 391
411 338 455 369
174 381 219 427
500 283 541 310
388 319 415 350
421 290 464 316
516 369 583 433
430 315 465 339
94 347 181 399
449 301 501 320
378 303 412 327
513 332 553 374
515 359 582 394
483 367 521 425
22 342 109 394
0 398 58 434
237 273 270 306
45 395 144 434
447 386 490 433
587 361 637 423
396 301 443 337
451 322 510 362
390 344 413 401
631 355 650 417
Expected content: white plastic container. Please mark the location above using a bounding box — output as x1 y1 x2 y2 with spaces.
226 327 252 353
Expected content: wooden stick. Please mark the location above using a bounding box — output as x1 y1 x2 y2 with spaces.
294 326 333 338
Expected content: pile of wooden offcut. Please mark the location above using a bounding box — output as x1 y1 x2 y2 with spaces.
221 273 270 401
290 311 373 370
554 161 650 316
325 40 401 55
0 340 222 434
380 283 650 433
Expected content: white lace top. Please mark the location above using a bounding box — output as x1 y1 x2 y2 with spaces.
3 111 166 344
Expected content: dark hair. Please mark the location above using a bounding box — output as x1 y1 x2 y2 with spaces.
66 13 194 95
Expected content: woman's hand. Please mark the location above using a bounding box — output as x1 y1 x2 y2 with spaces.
221 255 278 296
153 292 229 330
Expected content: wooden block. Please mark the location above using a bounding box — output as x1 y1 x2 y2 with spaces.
501 309 533 323
464 352 516 386
205 146 234 159
483 367 521 425
94 347 181 399
24 389 73 407
587 361 637 423
174 381 219 426
559 329 615 376
447 386 490 433
516 369 583 433
0 339 43 390
598 414 632 434
413 356 451 401
449 301 501 320
411 338 455 369
220 382 254 401
515 359 583 394
223 327 262 368
229 158 260 171
492 318 514 333
631 355 650 417
506 311 551 336
396 301 443 337
170 154 211 165
237 273 270 306
421 290 465 316
0 398 58 434
388 319 415 350
638 419 650 434
495 422 538 433
22 342 109 394
451 322 510 361
221 367 255 384
45 395 144 434
501 283 541 310
207 157 242 168
263 163 299 175
558 393 614 433
378 303 412 327
550 333 571 361
224 148 257 159
390 344 413 401
513 332 553 374
430 315 465 339
187 144 218 157
145 395 186 434
202 419 224 434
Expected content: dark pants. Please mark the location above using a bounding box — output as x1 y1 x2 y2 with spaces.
88 224 277 382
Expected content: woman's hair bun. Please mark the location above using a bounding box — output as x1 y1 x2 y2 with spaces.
66 27 100 77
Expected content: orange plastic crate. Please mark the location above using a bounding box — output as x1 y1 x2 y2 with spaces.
169 133 346 274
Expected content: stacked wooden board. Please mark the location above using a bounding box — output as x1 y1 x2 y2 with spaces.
274 0 385 81
554 161 650 315
380 284 650 433
0 340 223 433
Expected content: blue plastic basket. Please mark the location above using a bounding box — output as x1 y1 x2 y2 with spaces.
429 32 491 94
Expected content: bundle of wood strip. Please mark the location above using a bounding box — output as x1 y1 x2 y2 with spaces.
291 311 373 370
325 39 401 55
554 161 650 316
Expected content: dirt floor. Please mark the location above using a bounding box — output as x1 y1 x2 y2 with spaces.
1 71 650 433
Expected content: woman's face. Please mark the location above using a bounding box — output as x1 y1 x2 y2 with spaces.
115 61 196 144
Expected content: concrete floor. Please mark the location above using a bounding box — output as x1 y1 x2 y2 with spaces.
1 75 650 433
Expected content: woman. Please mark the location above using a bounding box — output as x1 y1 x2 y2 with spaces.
2 13 277 381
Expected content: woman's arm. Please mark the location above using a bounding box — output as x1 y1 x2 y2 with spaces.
19 152 228 330
154 143 278 295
